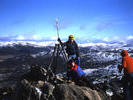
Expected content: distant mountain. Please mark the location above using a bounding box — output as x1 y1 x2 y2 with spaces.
0 40 132 49
123 39 133 47
0 41 57 47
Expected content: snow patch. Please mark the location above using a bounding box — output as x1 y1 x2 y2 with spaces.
84 68 98 76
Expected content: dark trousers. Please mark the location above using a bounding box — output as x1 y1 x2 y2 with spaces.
122 73 133 100
67 69 72 80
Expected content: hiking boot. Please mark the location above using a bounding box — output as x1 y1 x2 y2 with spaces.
67 80 73 83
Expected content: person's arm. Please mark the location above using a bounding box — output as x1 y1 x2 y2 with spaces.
118 58 127 73
117 64 123 73
57 38 62 45
122 58 127 68
57 38 66 47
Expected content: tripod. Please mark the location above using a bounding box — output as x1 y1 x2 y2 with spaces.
48 19 69 74
48 43 68 74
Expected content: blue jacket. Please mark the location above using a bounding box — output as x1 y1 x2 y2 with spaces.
73 65 85 78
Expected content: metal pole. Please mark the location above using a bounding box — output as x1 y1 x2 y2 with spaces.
55 18 68 62
55 18 59 38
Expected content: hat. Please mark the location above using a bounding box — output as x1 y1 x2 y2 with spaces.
69 35 74 40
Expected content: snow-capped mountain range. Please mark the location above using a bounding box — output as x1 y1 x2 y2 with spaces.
0 41 58 47
0 40 132 49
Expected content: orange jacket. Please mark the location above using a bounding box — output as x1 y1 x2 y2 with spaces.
122 50 133 73
71 64 78 70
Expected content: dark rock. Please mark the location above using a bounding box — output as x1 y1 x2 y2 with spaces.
15 79 43 100
15 79 55 100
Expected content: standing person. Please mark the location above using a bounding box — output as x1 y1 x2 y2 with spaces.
58 34 80 65
118 50 133 100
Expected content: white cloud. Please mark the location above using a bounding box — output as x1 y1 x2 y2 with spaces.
50 36 57 40
32 35 42 40
13 34 43 41
13 34 58 41
16 35 25 40
113 36 119 40
103 37 110 42
102 36 119 42
127 35 133 40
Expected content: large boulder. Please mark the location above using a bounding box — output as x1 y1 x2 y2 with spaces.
54 84 110 100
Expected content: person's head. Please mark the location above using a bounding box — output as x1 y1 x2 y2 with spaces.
69 35 74 43
121 50 129 57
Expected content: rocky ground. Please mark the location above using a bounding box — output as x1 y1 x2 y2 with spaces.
0 44 133 100
0 64 110 100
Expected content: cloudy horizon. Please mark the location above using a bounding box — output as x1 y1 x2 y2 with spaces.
0 0 133 43
0 34 133 44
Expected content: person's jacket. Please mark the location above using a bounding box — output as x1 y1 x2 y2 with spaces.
64 41 79 57
122 50 133 73
70 64 85 78
58 38 79 57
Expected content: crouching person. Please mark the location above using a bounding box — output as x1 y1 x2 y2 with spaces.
66 60 96 89
67 59 85 83
118 50 133 100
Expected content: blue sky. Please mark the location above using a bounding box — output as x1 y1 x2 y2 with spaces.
0 0 133 42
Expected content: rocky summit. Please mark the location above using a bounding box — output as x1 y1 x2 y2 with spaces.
0 64 124 100
1 65 110 100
